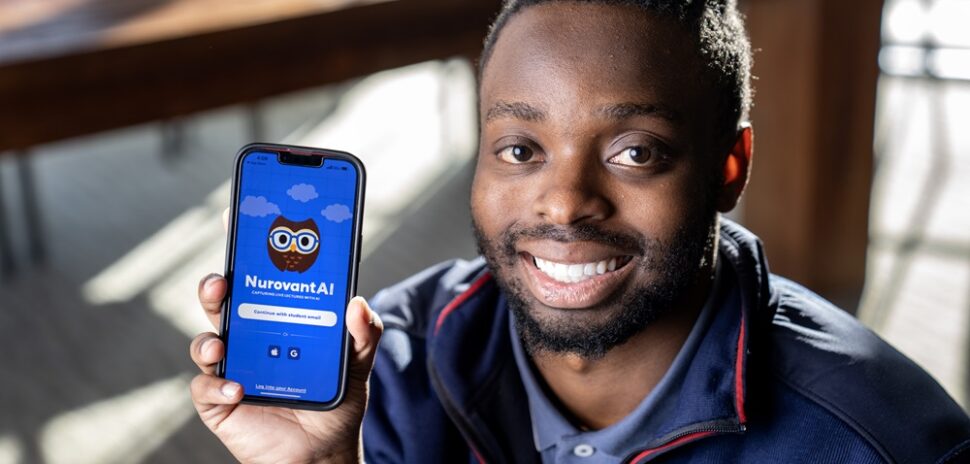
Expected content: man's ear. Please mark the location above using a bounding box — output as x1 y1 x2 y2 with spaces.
717 124 753 213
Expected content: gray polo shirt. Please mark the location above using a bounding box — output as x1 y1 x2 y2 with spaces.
509 263 728 463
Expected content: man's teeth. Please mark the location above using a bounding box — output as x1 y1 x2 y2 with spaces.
533 256 619 283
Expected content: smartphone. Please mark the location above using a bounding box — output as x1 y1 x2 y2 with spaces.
219 143 365 410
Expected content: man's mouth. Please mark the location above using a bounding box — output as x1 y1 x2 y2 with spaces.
518 252 636 309
531 255 633 283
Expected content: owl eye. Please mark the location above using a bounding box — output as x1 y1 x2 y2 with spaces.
269 227 294 252
293 230 319 254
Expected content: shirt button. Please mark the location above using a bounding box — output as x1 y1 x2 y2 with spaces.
573 444 595 457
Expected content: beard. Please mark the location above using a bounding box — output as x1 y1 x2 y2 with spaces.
473 205 718 360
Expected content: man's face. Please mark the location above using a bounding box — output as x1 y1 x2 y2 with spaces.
471 3 729 358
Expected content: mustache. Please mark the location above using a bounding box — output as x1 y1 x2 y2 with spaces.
499 223 647 258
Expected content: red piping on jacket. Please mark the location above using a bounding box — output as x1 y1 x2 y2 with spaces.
628 430 719 463
471 447 486 464
431 272 494 463
735 310 748 423
433 273 493 335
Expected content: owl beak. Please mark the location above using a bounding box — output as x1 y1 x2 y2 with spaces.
288 243 298 252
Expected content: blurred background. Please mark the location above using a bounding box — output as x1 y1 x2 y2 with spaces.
0 0 967 462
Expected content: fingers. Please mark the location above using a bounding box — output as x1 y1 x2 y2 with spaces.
191 373 243 405
222 208 230 232
345 297 384 383
189 332 240 425
190 373 243 421
198 274 227 329
190 332 224 375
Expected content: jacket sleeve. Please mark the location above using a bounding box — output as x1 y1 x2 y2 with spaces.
362 260 482 462
362 327 466 463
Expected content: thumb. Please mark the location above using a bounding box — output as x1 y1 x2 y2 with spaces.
345 296 383 383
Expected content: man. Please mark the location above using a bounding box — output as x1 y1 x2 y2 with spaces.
188 1 970 462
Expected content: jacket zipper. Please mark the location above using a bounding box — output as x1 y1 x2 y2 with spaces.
625 423 747 463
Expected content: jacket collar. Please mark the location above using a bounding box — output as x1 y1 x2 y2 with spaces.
427 219 772 462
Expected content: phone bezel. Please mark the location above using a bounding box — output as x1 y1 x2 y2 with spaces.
218 142 365 411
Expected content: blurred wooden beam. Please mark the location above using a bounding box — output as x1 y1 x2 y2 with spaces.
0 0 501 151
742 0 883 311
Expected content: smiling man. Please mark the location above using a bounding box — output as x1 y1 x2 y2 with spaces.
188 1 970 463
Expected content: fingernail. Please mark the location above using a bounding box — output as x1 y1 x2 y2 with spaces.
221 382 241 398
201 337 217 357
202 274 221 292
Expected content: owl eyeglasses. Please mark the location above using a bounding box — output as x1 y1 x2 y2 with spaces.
269 226 320 254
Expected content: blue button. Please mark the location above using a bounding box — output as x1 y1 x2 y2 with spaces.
268 345 281 358
287 347 301 360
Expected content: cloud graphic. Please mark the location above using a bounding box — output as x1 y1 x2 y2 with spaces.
239 195 281 217
287 183 319 203
322 204 352 223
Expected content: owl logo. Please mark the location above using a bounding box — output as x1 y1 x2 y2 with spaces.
267 216 320 273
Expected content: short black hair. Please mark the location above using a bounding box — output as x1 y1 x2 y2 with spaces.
479 0 753 142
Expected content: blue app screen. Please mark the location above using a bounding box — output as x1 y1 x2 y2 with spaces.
224 151 358 404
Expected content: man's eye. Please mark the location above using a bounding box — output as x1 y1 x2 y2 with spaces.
496 145 537 164
609 146 659 167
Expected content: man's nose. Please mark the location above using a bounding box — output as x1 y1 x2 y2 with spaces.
531 156 613 225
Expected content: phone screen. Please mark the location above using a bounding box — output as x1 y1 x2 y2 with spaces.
222 147 362 407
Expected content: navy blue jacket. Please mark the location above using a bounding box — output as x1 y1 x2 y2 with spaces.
363 221 970 463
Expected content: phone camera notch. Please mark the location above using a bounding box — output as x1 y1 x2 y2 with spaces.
278 151 323 167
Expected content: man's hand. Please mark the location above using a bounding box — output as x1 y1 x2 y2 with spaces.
189 274 383 464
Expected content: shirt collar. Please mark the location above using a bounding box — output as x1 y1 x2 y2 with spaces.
509 259 736 458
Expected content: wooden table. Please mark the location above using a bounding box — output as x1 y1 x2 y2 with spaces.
0 0 501 274
0 0 500 151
